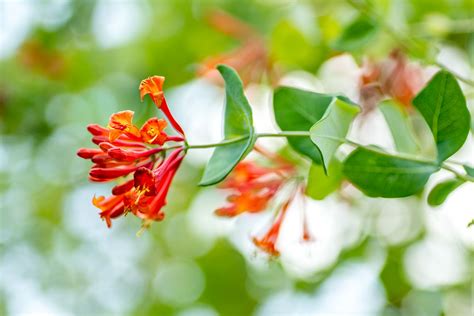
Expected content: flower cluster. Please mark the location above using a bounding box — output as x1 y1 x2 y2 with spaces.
215 147 311 256
77 76 185 229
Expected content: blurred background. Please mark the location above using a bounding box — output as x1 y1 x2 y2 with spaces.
0 0 473 315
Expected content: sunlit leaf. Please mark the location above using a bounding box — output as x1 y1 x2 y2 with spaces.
310 98 359 173
427 178 464 206
412 70 470 161
200 65 255 186
333 15 378 51
379 100 420 154
343 147 439 197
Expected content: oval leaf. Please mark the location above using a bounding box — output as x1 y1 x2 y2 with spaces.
199 65 255 186
427 178 464 206
273 86 334 163
412 70 470 162
310 98 360 173
343 147 439 197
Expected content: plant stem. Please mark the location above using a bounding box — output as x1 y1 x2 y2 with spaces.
182 131 473 182
185 135 248 149
257 131 311 137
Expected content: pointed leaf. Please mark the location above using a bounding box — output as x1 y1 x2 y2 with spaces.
412 70 470 161
310 98 360 172
427 178 464 206
200 65 255 186
379 100 420 154
464 165 474 177
273 86 334 163
343 147 439 197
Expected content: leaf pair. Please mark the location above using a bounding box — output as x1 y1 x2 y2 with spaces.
199 65 255 186
344 71 471 198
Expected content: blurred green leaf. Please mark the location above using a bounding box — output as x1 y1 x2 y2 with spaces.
343 147 439 197
306 158 343 200
379 100 420 154
200 65 255 186
273 86 333 164
310 98 360 173
271 20 318 69
333 15 378 51
412 70 470 161
427 178 464 206
464 165 474 177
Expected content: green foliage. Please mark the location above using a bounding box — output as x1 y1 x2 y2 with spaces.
464 165 474 177
273 87 333 164
200 65 255 186
379 100 420 154
306 158 343 200
310 98 360 173
343 147 439 197
427 178 464 206
333 15 378 51
412 71 470 162
271 20 318 69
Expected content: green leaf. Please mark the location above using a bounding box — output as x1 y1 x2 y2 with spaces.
333 15 378 51
412 70 470 162
306 158 343 200
427 178 464 206
273 86 334 164
343 147 439 197
271 21 318 69
199 65 255 186
379 100 420 154
464 165 474 177
310 98 360 172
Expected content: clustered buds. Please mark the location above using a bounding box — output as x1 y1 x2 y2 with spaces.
215 147 312 256
77 76 185 229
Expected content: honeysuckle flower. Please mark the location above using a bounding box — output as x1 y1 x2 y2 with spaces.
215 148 312 256
215 161 288 217
253 199 291 257
139 76 185 136
78 75 186 230
139 76 165 105
108 110 141 142
140 117 168 145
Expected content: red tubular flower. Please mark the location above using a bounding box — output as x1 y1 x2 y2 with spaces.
78 75 186 230
252 199 291 257
139 76 185 136
215 148 313 256
215 161 287 217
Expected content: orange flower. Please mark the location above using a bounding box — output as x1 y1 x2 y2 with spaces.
92 194 125 228
252 200 290 257
108 110 140 141
139 76 185 136
140 117 168 145
215 159 292 217
139 76 165 106
78 75 186 230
